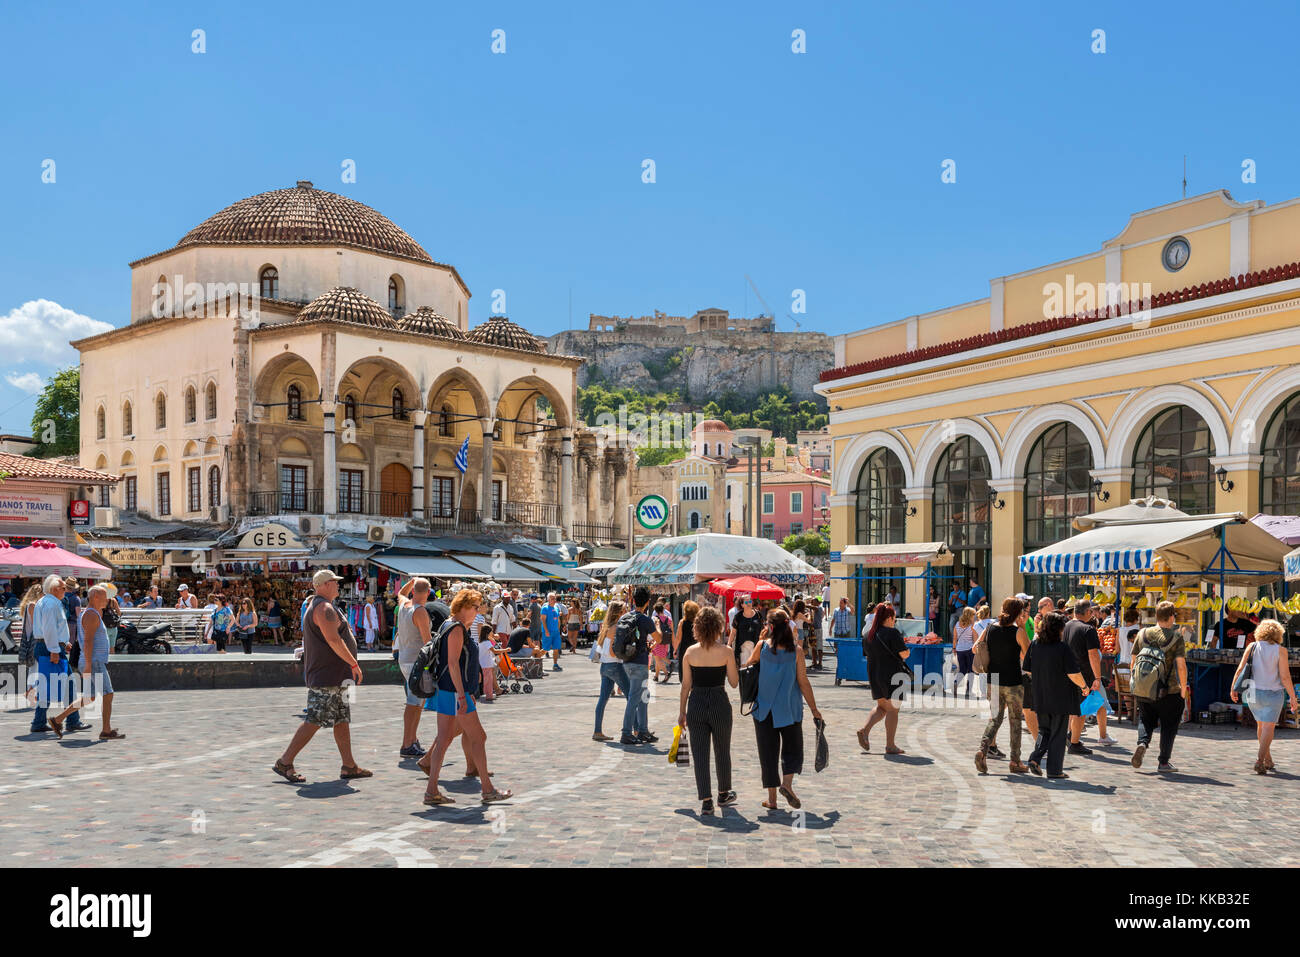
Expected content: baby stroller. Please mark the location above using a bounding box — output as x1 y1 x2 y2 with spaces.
495 648 534 694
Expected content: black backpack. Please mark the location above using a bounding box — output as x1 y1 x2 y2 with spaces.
406 618 477 699
611 610 641 662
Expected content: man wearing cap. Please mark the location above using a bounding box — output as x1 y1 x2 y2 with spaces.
491 592 513 643
175 583 197 609
273 569 371 783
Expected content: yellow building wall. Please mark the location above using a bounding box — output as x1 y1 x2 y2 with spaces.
1249 203 1300 272
1005 255 1107 327
843 323 909 367
916 301 989 348
1121 223 1230 295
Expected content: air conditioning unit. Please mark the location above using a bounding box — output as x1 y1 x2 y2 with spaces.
209 505 230 524
93 506 120 529
366 524 395 545
542 526 562 545
299 516 324 536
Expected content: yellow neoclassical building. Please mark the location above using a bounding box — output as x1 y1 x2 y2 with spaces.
818 189 1300 623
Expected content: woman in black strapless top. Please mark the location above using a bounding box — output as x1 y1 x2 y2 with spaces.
677 607 740 816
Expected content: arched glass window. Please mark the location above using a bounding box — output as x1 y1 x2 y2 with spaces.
205 382 217 420
343 393 358 428
259 266 278 300
208 466 221 508
123 401 133 436
185 387 196 424
933 436 993 634
392 388 407 421
439 403 454 437
96 406 106 440
1132 406 1213 514
1261 391 1300 514
853 447 908 625
388 275 404 316
1023 423 1095 601
155 392 166 429
286 384 302 421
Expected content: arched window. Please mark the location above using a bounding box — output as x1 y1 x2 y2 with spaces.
689 510 701 530
1261 392 1300 514
259 266 278 300
854 447 907 622
439 403 454 436
123 401 133 436
343 393 358 428
392 388 407 421
1023 423 1094 601
492 418 503 442
185 387 196 424
286 384 302 421
205 382 217 420
208 466 221 508
96 406 106 440
388 275 404 316
155 392 166 429
1132 406 1213 514
933 436 993 633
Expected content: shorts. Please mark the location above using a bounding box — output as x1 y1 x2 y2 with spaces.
304 686 351 728
542 632 562 652
81 657 113 698
399 662 421 707
652 644 670 659
268 617 282 629
1247 687 1286 724
425 688 478 716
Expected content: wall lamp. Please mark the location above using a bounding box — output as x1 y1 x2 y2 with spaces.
1215 466 1234 492
989 488 1005 510
1090 478 1110 503
905 505 918 517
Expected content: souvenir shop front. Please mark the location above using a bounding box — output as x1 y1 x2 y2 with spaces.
95 546 165 598
210 523 315 639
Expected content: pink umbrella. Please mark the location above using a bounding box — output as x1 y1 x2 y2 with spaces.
7 539 111 581
0 539 19 577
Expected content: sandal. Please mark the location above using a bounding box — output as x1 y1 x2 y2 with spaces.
885 745 906 755
1255 759 1268 775
273 760 305 783
480 788 513 803
49 716 64 740
778 785 801 809
423 792 455 806
760 801 778 811
465 769 494 778
98 729 125 740
856 729 870 752
340 764 373 780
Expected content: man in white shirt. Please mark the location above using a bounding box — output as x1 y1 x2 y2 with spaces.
30 575 86 734
491 593 513 641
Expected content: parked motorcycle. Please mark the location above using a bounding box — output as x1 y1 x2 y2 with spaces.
114 619 174 655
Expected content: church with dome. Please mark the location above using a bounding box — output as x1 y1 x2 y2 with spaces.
72 181 633 542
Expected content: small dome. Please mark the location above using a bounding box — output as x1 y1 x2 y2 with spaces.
465 315 544 353
296 287 398 329
696 419 731 432
397 306 466 341
175 182 433 263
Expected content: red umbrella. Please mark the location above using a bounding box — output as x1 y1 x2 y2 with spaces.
708 576 785 601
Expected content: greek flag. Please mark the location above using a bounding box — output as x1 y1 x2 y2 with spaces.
454 436 469 474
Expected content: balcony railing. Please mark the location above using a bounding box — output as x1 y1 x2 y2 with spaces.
572 521 623 542
423 508 482 534
499 501 560 527
248 489 325 516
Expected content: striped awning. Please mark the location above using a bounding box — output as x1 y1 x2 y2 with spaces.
1019 548 1155 575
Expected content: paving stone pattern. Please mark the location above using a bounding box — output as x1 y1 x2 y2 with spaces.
2 656 1295 867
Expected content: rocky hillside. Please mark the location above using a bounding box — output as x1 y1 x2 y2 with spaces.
547 328 832 402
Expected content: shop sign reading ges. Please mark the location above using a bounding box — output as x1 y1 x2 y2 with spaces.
236 523 305 551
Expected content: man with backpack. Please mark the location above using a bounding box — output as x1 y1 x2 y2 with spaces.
613 586 659 746
1129 601 1189 772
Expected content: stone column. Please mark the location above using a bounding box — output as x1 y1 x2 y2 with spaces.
559 431 574 534
322 400 337 515
480 418 494 520
584 452 599 527
989 478 1025 605
411 410 428 520
611 453 630 533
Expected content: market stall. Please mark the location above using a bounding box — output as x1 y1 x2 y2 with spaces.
833 542 954 688
1019 498 1292 715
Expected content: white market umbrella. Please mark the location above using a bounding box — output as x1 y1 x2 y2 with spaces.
609 533 825 587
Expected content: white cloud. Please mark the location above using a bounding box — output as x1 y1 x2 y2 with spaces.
4 372 44 393
0 299 114 368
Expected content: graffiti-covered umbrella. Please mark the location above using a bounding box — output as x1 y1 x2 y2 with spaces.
609 534 824 588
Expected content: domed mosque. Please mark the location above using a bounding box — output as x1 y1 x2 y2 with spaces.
73 181 632 549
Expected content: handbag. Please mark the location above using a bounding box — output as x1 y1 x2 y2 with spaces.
972 630 990 675
1230 641 1255 697
738 646 761 716
813 716 829 773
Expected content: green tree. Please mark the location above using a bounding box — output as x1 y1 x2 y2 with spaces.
634 445 690 467
29 367 80 457
782 530 828 556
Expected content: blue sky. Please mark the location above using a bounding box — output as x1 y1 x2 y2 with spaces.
3 0 1300 433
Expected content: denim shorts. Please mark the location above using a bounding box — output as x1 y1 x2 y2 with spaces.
426 688 477 716
82 657 113 697
399 662 421 707
1248 688 1285 724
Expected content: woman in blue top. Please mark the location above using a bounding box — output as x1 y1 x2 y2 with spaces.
236 598 258 655
745 609 822 811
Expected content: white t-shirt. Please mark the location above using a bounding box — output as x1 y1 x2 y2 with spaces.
598 635 619 664
492 603 513 634
478 636 497 669
972 618 993 638
861 611 876 638
821 585 830 605
1117 625 1140 664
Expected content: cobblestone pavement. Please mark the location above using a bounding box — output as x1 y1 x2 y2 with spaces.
2 655 1297 867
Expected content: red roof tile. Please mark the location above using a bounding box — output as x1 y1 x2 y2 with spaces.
0 453 119 484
